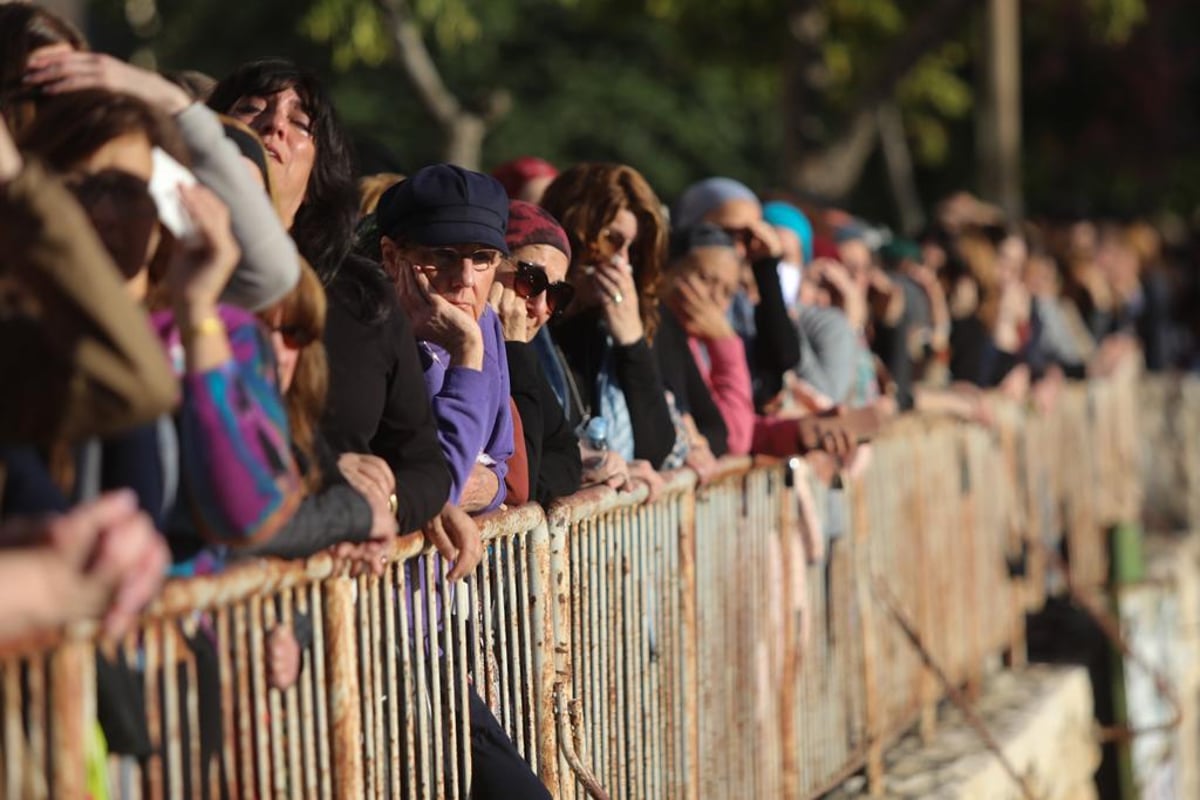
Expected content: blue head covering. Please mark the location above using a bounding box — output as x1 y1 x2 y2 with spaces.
673 177 758 229
762 201 813 265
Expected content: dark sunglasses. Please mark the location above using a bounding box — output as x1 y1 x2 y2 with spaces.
720 226 755 249
269 323 317 349
514 261 575 317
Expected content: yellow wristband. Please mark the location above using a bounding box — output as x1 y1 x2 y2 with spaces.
183 314 224 339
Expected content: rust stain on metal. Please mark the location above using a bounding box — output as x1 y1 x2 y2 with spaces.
323 579 364 799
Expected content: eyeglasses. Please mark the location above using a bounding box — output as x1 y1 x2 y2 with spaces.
514 261 575 317
268 323 317 349
413 247 503 273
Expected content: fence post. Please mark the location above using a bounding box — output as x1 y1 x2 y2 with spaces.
850 479 885 796
776 466 801 797
529 519 562 795
547 510 578 800
677 482 699 800
324 577 364 800
49 635 94 799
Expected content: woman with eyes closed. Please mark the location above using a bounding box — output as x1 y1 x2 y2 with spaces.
208 60 454 541
488 200 582 505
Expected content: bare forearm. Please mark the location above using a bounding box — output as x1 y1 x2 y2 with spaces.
177 302 234 373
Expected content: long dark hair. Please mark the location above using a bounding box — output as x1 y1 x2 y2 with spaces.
208 60 359 285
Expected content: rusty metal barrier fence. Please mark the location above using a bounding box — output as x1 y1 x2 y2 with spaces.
0 369 1149 799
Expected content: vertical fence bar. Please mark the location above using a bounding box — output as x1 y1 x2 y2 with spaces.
48 638 92 799
324 578 364 800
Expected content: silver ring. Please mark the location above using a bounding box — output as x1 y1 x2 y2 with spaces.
612 292 624 305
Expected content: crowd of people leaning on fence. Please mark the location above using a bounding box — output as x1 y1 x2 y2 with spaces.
0 3 1187 795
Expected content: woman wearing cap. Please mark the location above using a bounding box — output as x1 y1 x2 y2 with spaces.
376 164 552 799
376 164 514 514
489 199 582 504
539 163 679 483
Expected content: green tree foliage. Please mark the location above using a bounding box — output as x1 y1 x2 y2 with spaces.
88 0 1193 218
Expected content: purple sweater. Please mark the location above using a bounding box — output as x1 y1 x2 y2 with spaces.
418 305 513 511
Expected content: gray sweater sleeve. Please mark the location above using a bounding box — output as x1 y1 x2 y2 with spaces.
795 305 858 403
175 103 301 311
1033 296 1086 367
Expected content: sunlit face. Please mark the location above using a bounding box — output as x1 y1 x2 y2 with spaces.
669 245 741 320
228 87 315 228
995 235 1027 286
261 307 301 391
384 239 500 321
496 243 570 335
569 207 639 309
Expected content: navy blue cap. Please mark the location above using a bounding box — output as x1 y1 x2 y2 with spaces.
377 164 510 254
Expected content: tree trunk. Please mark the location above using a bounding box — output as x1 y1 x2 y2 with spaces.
442 114 487 171
784 0 985 200
374 0 505 170
976 0 1023 222
877 102 926 235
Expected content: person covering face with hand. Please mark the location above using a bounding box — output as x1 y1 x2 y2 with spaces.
661 224 862 462
673 177 802 411
539 163 679 491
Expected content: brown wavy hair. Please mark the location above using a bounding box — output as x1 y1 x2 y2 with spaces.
539 163 666 339
260 262 328 493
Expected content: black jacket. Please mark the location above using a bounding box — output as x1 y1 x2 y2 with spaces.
505 341 582 505
321 263 451 533
652 311 729 457
747 257 802 409
549 310 676 468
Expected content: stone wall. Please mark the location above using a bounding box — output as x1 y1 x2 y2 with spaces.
825 666 1099 800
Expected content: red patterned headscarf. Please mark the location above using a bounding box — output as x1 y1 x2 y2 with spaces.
505 200 571 262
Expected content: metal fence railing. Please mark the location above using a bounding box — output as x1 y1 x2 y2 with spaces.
0 367 1148 799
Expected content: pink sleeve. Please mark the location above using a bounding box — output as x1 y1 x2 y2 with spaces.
699 335 756 456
